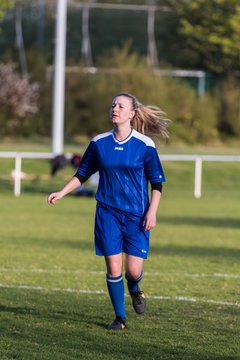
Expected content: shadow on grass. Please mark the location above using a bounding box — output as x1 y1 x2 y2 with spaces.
28 236 240 259
0 293 238 360
151 243 240 259
0 305 40 316
159 215 240 229
35 237 94 251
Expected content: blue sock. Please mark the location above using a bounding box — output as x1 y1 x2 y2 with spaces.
106 274 126 320
125 271 143 295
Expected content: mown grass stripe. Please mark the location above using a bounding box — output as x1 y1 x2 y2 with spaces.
0 283 239 308
0 268 240 279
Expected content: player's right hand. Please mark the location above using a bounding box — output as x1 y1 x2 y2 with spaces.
47 192 62 205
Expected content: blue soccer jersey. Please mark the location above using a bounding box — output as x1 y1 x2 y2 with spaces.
76 129 166 216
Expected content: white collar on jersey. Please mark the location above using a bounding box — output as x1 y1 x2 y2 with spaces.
112 128 134 144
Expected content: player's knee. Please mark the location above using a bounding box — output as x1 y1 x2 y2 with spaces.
105 255 122 277
126 270 142 280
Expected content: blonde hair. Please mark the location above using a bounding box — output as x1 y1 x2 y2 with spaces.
114 92 169 140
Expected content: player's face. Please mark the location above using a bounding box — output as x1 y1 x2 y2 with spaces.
110 96 135 126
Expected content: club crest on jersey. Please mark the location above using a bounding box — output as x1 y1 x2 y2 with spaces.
114 146 124 151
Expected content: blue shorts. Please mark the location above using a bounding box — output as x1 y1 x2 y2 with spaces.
94 202 150 259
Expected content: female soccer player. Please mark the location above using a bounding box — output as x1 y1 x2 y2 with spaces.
48 92 169 330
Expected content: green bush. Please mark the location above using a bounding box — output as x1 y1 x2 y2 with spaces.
1 46 238 144
215 75 240 137
64 46 218 144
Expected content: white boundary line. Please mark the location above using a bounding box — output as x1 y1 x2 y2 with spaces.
0 284 104 294
0 283 239 308
0 268 105 274
0 268 240 279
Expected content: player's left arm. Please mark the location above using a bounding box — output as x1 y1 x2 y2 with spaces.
143 145 165 231
143 189 161 231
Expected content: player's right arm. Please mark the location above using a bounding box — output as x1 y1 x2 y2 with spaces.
48 140 98 205
47 176 81 205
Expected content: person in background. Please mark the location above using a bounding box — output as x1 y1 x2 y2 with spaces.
48 92 169 330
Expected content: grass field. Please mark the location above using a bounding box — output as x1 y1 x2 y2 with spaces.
0 150 240 359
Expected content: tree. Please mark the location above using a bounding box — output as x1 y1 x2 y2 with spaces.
170 0 240 74
0 63 39 135
0 0 13 24
167 0 240 137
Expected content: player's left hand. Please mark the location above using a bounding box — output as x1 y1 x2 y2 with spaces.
143 210 157 231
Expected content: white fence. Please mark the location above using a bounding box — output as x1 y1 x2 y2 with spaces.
1 152 240 198
0 152 70 197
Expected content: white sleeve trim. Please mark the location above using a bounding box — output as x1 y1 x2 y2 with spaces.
92 131 113 142
132 129 155 148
